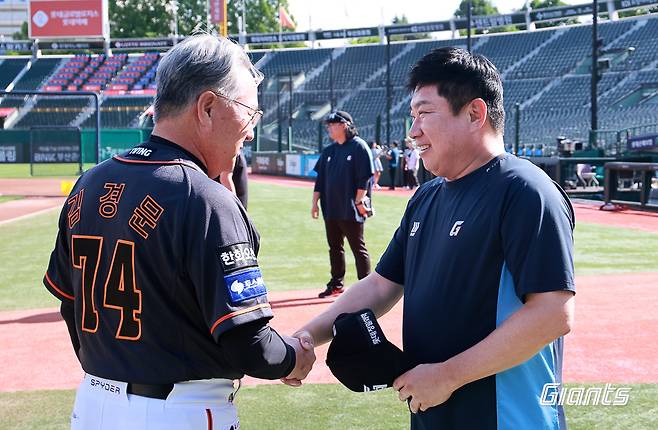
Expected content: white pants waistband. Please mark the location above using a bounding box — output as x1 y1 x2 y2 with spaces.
82 373 238 406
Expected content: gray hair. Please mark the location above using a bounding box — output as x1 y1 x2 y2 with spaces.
153 35 262 121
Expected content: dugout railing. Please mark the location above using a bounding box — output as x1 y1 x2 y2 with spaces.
603 162 658 210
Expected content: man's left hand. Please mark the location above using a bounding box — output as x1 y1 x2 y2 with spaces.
393 363 458 413
355 197 373 217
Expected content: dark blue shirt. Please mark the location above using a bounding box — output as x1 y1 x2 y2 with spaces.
313 136 374 222
388 147 400 168
376 154 575 430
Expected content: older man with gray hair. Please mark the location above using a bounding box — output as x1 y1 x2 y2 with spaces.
43 34 315 430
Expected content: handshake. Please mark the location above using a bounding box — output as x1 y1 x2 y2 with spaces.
280 331 316 387
279 309 413 391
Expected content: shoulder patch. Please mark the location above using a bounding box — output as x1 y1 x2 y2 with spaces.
218 242 258 274
224 268 267 303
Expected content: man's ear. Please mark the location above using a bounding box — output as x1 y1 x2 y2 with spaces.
467 98 488 131
196 91 216 125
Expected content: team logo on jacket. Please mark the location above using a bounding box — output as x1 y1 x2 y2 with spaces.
410 221 420 237
347 155 352 161
449 220 464 237
225 268 267 303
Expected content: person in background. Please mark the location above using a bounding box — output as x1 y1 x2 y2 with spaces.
403 137 420 190
312 110 374 298
371 141 384 189
386 141 400 190
220 148 249 209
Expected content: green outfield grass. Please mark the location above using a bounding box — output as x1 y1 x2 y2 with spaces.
2 180 658 428
1 181 658 311
0 195 22 204
1 384 657 430
0 163 94 178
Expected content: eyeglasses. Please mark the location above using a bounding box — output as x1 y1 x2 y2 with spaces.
211 90 263 127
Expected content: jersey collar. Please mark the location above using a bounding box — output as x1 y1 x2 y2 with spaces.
149 134 208 175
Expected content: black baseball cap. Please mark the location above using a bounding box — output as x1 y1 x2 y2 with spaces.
326 309 414 392
325 110 354 125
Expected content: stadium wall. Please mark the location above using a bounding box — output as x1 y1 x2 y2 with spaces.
0 128 150 164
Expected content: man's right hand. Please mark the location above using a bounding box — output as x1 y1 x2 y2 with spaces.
281 334 315 386
311 203 319 219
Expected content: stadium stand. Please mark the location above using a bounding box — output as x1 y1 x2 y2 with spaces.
13 96 90 129
12 58 63 91
1 58 63 110
0 13 656 154
260 48 332 82
79 96 153 128
259 13 652 152
0 58 29 90
45 54 91 91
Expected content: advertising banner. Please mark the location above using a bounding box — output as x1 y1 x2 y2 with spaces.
627 134 658 151
209 0 226 25
29 0 108 39
285 153 302 176
302 154 319 178
251 153 287 175
0 144 20 163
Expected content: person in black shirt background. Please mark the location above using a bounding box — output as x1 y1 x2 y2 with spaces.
220 148 249 209
312 110 374 298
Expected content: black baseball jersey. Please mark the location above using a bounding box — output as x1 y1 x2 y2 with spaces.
313 136 373 222
44 135 274 384
376 154 575 429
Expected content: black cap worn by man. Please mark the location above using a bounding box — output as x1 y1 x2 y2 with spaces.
325 110 354 125
326 309 414 392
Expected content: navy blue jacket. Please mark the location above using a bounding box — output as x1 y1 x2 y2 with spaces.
376 154 575 430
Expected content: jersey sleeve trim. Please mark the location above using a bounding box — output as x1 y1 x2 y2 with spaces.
210 303 272 334
43 272 74 301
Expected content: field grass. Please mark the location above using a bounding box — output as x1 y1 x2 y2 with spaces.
0 195 22 204
1 178 658 428
573 222 658 275
0 163 94 178
1 181 658 311
249 182 407 292
1 384 657 430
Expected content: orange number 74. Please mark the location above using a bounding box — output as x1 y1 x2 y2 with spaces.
71 235 142 340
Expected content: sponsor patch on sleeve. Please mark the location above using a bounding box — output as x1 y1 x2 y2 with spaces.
218 242 258 274
224 268 267 303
